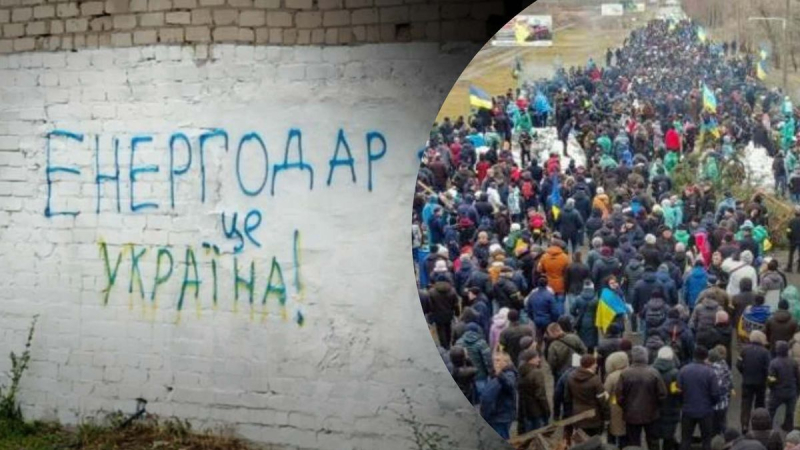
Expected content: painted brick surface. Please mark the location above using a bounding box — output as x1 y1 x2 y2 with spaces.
0 0 501 51
0 42 508 450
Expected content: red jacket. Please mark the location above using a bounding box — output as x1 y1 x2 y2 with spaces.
665 129 681 151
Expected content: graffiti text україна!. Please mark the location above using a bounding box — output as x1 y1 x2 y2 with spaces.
43 127 388 325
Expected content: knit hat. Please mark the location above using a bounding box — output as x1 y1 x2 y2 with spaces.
433 260 448 273
489 243 503 255
601 247 613 257
631 346 648 364
580 354 597 369
620 339 632 352
437 246 449 257
510 223 521 232
786 430 800 445
750 330 767 345
657 346 674 361
583 279 595 290
715 310 729 325
596 187 604 195
741 220 754 230
645 234 656 245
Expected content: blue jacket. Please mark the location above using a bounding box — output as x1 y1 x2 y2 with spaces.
678 361 720 419
480 366 518 424
526 288 559 329
655 270 678 306
683 266 708 309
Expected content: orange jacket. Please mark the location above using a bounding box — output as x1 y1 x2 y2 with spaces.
537 245 570 294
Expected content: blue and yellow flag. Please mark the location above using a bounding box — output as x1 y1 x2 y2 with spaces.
759 48 769 61
595 288 627 333
548 174 562 220
756 60 767 81
469 85 493 110
702 82 717 113
697 26 707 43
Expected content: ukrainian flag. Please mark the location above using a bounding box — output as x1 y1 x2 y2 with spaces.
697 26 707 43
548 174 562 220
469 85 493 110
702 82 717 113
756 60 767 81
760 48 769 61
595 287 627 333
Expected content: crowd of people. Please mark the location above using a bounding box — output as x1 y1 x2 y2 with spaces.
414 17 800 450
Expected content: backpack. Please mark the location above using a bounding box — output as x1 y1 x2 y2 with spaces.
522 181 535 200
645 305 667 329
645 334 665 362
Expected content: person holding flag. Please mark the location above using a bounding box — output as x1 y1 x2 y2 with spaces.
469 84 493 111
595 276 629 336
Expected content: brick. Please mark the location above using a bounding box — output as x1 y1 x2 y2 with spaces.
441 3 469 19
471 2 501 20
323 10 349 26
266 11 291 27
56 3 80 17
212 25 236 40
306 63 336 80
85 33 98 46
139 12 164 27
351 8 376 25
111 31 131 46
50 20 63 33
158 26 183 42
311 27 323 43
89 16 112 31
112 14 136 29
80 1 104 15
228 0 251 6
32 4 52 18
296 28 309 44
103 0 127 13
60 34 72 49
366 23 379 41
409 4 437 21
3 23 23 38
0 10 8 23
239 10 264 27
0 38 10 52
25 20 46 35
254 0 278 7
324 27 336 44
11 7 32 22
130 0 148 11
282 27 296 44
254 26 268 43
13 36 33 50
295 11 320 28
352 24 365 41
190 9 210 24
65 18 88 33
173 0 196 7
213 9 236 25
379 22 393 40
345 0 370 7
285 0 311 8
237 27 253 41
165 11 190 24
73 33 86 47
199 0 223 5
424 20 438 40
268 27 280 43
277 63 304 81
133 29 157 44
185 25 209 41
375 0 401 5
148 0 171 11
338 26 352 43
379 6 407 23
318 0 341 9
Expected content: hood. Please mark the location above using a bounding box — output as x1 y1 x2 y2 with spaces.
627 259 643 271
600 255 619 265
605 351 629 373
433 280 452 293
699 296 718 309
459 330 483 346
571 367 597 382
642 271 658 282
590 208 602 218
783 285 800 303
652 357 676 373
458 260 473 273
546 246 564 257
774 309 792 323
689 267 707 279
581 286 596 299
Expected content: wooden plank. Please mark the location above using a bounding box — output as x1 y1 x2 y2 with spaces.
509 409 595 447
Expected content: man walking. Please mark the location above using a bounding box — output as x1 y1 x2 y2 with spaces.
738 330 771 433
616 346 667 449
767 340 800 432
787 206 800 273
678 346 720 450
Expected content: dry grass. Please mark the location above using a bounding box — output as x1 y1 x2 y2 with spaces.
0 415 266 450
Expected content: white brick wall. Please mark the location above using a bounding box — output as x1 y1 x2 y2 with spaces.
0 42 507 449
